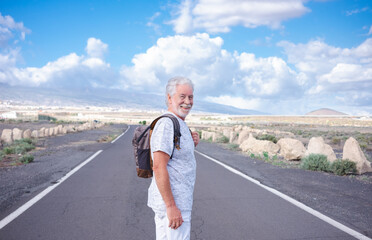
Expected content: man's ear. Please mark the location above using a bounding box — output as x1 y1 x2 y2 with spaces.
167 94 172 105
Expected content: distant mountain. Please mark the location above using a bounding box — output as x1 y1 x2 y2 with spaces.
306 108 348 116
0 84 267 115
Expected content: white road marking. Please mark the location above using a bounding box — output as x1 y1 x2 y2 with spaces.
0 150 102 230
111 125 130 144
195 150 371 240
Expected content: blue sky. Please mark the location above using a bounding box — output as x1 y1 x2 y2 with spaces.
0 0 371 115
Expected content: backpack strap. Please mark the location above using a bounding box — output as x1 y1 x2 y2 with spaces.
161 114 181 151
137 114 181 159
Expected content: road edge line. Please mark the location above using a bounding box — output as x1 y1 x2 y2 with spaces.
195 150 371 240
0 150 103 230
111 125 130 144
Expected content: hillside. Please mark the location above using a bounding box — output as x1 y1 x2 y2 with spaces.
0 84 267 115
306 108 348 116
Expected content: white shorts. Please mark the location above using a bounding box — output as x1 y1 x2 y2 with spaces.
154 211 191 240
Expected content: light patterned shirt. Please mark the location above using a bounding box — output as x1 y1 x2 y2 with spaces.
147 112 196 213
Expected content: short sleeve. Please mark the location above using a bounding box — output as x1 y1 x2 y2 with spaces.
150 117 174 157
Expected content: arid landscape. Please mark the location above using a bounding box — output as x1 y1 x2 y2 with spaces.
1 106 372 237
1 106 371 179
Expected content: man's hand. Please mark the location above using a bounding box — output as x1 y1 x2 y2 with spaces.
166 205 184 230
192 131 200 147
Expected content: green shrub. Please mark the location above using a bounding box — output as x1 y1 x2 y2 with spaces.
227 144 239 151
38 114 57 121
3 147 15 155
2 139 35 155
359 142 367 150
14 138 34 146
300 154 330 172
217 135 229 144
263 151 270 161
330 159 356 176
256 134 278 143
331 137 342 145
20 154 34 164
14 142 35 154
139 120 147 125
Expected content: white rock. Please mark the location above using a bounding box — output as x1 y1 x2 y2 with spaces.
229 131 239 144
277 138 306 161
23 129 32 139
222 129 232 139
201 131 216 141
61 126 68 134
54 126 59 135
39 128 45 137
1 129 13 144
240 134 280 156
305 137 337 162
44 128 50 137
13 128 23 141
57 125 63 134
31 130 39 138
343 137 372 174
237 130 251 145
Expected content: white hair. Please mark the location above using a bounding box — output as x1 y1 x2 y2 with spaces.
165 76 194 107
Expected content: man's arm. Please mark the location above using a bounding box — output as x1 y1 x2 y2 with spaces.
152 151 184 229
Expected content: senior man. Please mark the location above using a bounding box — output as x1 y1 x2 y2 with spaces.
148 76 199 240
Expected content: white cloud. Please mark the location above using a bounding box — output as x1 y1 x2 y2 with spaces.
205 95 262 110
0 13 30 47
120 33 230 93
278 38 372 108
85 37 108 59
170 0 310 33
320 63 372 84
0 38 113 88
346 7 369 16
368 26 372 35
119 34 372 114
147 12 162 34
169 0 194 34
278 38 372 77
120 33 304 114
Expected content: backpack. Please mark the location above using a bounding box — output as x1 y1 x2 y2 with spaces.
132 114 181 178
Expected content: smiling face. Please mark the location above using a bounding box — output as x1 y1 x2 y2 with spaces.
167 84 194 120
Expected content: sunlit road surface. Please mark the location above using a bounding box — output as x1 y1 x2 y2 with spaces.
0 126 367 240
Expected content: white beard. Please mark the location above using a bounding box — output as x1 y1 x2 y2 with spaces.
172 103 192 118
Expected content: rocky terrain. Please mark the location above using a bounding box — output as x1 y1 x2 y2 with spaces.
195 121 372 180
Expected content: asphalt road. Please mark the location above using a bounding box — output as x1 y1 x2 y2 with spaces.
0 126 368 239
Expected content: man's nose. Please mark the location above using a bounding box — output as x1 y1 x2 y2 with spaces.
184 97 191 104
